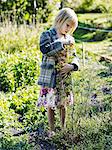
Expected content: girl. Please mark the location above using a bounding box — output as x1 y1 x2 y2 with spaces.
37 8 79 137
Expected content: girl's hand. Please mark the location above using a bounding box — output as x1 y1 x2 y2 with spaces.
57 36 75 46
59 64 74 77
67 36 74 46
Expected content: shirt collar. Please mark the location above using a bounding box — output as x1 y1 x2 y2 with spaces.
50 27 57 35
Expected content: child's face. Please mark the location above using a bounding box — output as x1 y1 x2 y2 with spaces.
59 20 73 35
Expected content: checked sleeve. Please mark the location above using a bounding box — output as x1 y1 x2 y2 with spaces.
40 31 65 56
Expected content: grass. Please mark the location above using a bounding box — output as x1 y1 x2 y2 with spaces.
75 13 112 60
77 13 112 29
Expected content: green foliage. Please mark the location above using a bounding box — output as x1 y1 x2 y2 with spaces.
77 13 112 29
0 54 39 92
0 134 33 150
0 65 12 92
1 0 112 25
75 13 112 42
13 57 37 90
0 25 42 92
0 0 61 24
64 0 112 13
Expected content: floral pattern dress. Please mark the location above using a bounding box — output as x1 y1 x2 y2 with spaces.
37 45 74 110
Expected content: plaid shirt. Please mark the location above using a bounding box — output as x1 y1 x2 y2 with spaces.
38 28 79 88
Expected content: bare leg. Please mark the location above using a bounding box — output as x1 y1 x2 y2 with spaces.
47 107 55 131
60 105 66 129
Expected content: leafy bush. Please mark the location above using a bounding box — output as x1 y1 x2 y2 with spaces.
0 55 39 92
65 0 112 13
0 0 61 24
13 57 38 90
0 134 33 150
0 66 12 93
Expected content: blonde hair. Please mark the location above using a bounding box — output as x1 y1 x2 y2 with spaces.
53 8 78 33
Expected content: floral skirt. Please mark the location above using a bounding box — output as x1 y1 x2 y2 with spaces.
37 74 74 110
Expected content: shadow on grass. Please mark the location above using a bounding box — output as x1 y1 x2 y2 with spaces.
74 22 110 42
98 61 112 78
